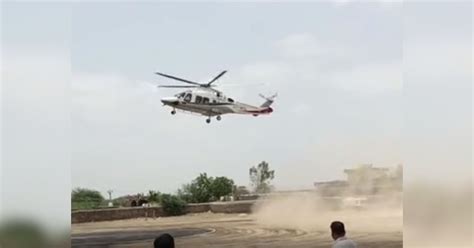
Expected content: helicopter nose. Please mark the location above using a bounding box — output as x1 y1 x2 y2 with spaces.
161 96 179 105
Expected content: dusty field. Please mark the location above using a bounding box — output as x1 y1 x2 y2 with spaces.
72 195 402 248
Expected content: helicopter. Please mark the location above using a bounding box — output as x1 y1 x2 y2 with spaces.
156 70 276 123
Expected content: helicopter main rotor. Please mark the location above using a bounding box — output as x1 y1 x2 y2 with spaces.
156 70 227 89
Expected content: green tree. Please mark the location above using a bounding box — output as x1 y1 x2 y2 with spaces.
249 161 275 193
177 185 193 203
210 177 234 200
71 188 105 210
148 190 161 203
160 194 186 216
182 173 214 203
180 173 236 203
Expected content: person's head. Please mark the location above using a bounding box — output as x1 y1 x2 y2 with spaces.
330 221 346 240
153 233 175 248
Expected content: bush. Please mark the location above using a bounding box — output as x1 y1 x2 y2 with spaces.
71 188 104 210
160 194 186 216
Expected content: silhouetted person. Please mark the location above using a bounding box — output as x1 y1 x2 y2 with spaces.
153 233 175 248
330 221 357 248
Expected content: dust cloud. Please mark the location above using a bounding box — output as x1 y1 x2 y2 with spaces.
252 165 403 234
252 191 402 234
404 183 473 248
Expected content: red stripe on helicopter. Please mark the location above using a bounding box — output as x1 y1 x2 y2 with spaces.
245 107 273 114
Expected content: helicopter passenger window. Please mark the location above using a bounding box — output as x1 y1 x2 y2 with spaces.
184 93 192 102
228 98 234 103
202 98 209 104
195 95 203 104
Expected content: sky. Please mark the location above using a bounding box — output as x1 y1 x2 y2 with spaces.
2 2 72 231
1 2 471 231
70 2 404 196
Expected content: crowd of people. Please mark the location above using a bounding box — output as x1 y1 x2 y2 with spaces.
152 221 356 248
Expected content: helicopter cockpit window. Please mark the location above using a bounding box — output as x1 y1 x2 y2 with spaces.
202 98 209 104
195 95 203 104
184 93 192 102
228 98 234 103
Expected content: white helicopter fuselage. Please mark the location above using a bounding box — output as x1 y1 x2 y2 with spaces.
161 88 274 118
155 70 275 123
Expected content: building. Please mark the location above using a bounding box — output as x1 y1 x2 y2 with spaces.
344 164 391 194
314 164 403 196
344 164 389 185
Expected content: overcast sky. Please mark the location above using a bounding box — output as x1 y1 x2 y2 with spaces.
70 2 404 197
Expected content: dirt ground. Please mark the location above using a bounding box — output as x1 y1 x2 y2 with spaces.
72 211 402 248
73 192 403 247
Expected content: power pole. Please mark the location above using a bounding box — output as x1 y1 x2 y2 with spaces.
107 190 113 201
107 190 113 207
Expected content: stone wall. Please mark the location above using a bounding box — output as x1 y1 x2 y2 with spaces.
72 207 165 223
184 203 211 214
210 201 254 213
72 195 398 224
72 201 255 224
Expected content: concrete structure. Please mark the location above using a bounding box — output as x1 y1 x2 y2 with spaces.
72 201 255 224
344 164 389 185
314 164 403 195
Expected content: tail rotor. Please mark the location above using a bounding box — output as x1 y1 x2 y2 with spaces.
259 93 277 108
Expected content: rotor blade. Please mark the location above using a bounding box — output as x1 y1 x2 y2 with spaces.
259 93 278 100
215 82 265 87
207 70 227 86
158 85 197 88
155 72 201 86
208 87 222 93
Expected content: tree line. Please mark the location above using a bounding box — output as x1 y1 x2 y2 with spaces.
72 161 275 215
